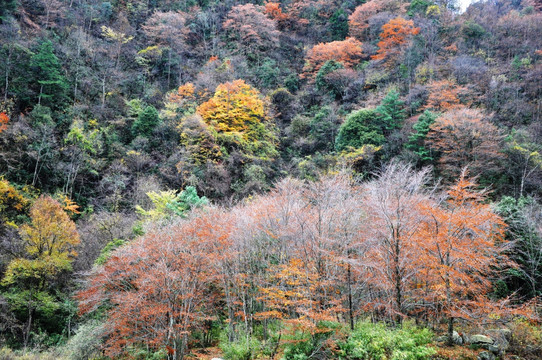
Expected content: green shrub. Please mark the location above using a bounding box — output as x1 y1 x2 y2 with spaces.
219 329 263 360
508 318 542 358
282 321 341 360
335 109 384 152
337 321 435 360
59 320 105 360
94 239 126 265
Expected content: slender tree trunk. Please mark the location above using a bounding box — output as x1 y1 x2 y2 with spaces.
167 48 172 89
4 48 11 101
23 293 34 349
101 76 106 107
347 262 354 330
447 316 454 346
445 262 454 346
394 233 403 325
38 84 43 105
32 150 41 187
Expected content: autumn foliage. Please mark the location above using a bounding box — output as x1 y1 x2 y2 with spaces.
302 37 364 80
426 107 504 179
79 167 525 358
424 80 465 111
372 17 420 64
0 112 8 133
264 2 290 29
197 79 277 160
223 4 280 54
418 170 508 341
349 0 390 40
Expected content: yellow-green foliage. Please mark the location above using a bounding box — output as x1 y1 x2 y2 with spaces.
197 80 278 160
0 178 31 224
136 186 208 221
136 190 179 221
101 26 133 44
2 196 80 285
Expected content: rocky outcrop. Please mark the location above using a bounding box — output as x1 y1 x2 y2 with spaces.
469 334 494 345
477 351 496 360
435 330 463 345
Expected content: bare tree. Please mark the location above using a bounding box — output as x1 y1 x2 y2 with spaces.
363 161 433 324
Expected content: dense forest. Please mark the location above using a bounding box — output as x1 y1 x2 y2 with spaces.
0 0 541 359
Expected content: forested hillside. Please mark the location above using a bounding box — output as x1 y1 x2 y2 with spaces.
0 0 541 359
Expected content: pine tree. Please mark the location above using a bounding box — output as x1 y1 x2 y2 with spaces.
30 40 68 108
376 89 405 133
132 105 160 138
406 110 438 163
0 0 17 22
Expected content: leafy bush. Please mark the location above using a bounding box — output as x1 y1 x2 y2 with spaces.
337 321 435 360
281 321 341 360
0 347 64 360
59 320 105 360
335 109 384 151
508 318 542 359
219 330 263 360
94 239 126 265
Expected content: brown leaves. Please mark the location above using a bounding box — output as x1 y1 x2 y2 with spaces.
223 4 280 54
349 0 388 39
78 170 522 355
425 79 465 111
78 207 234 358
302 37 363 80
0 113 8 133
426 107 504 179
416 171 508 322
372 17 419 65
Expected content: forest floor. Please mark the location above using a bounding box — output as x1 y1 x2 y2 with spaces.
190 346 224 359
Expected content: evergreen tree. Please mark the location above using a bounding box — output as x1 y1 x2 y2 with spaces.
316 60 344 96
329 8 349 41
30 40 68 108
376 89 405 133
132 105 160 138
0 0 17 22
335 109 385 151
406 110 438 163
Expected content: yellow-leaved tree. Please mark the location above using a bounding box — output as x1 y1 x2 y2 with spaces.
196 79 278 160
2 195 80 347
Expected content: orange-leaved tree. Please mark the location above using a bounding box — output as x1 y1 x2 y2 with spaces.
426 107 504 180
301 37 363 80
264 2 290 30
424 79 465 111
163 82 198 120
78 208 233 360
417 170 508 344
362 162 433 324
0 112 8 133
197 80 278 160
372 17 419 65
348 0 391 40
256 257 345 354
223 4 280 55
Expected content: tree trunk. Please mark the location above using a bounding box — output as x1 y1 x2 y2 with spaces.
101 76 106 107
23 296 34 349
347 262 354 330
447 316 455 346
4 48 11 101
38 84 43 105
167 48 172 89
32 149 41 187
